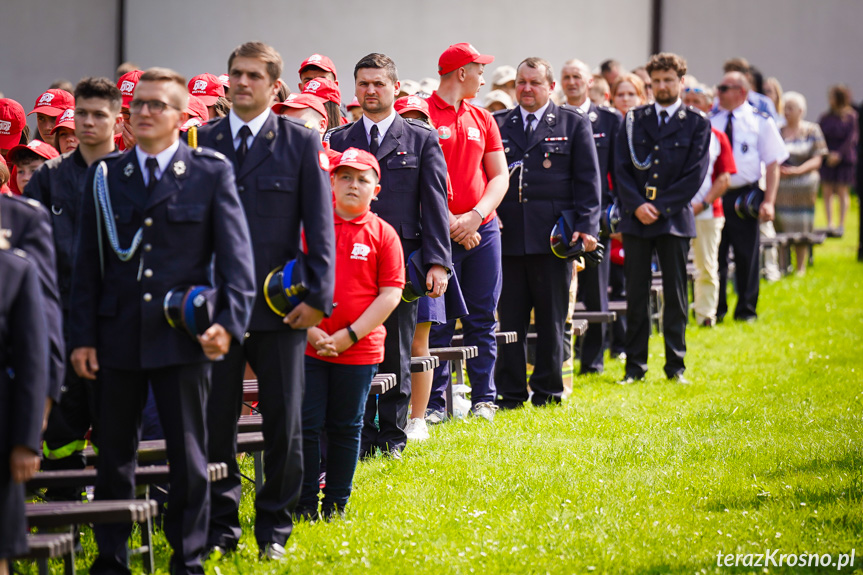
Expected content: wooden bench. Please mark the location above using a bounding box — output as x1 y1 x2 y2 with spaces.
83 434 264 467
27 462 228 491
26 499 160 573
410 355 439 373
451 330 518 346
242 373 397 404
428 346 478 417
14 533 76 575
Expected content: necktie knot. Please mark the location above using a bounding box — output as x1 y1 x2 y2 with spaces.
236 125 252 166
659 110 669 124
145 157 159 191
369 124 380 155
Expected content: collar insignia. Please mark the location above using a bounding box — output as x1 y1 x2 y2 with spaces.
123 162 134 177
172 160 186 177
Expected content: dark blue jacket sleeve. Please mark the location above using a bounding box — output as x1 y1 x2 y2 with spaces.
418 129 452 269
69 164 102 350
570 115 602 236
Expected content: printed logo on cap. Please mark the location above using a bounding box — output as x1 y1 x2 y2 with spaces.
27 140 43 150
306 79 322 92
407 96 423 106
120 81 136 95
342 149 359 162
58 109 75 122
350 243 371 261
0 121 11 134
192 79 208 93
38 93 55 105
308 54 323 63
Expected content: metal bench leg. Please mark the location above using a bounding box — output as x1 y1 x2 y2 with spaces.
445 359 463 418
254 451 264 492
64 550 77 575
38 558 49 575
139 485 155 574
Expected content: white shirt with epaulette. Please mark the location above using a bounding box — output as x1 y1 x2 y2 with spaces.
710 101 789 188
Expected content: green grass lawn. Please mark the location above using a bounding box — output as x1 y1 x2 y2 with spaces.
21 202 863 574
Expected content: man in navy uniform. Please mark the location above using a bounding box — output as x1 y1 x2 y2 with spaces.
613 52 710 385
560 58 623 375
327 53 451 456
0 242 49 575
493 57 601 408
195 42 335 559
69 67 255 574
25 77 122 496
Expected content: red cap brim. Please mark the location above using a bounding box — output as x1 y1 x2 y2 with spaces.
195 95 219 107
0 132 22 150
28 106 66 117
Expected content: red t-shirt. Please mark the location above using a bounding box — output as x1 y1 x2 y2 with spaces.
427 92 503 224
710 127 737 218
305 209 405 365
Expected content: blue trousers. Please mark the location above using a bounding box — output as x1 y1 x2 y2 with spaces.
300 357 377 512
428 219 502 410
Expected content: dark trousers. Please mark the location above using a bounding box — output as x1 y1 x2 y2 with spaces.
718 187 761 320
361 298 417 455
576 240 611 373
495 254 570 407
0 458 27 559
207 329 305 549
300 357 376 512
428 220 502 410
608 261 627 354
91 363 210 575
622 233 690 379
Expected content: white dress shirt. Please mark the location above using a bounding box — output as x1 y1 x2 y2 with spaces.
135 139 180 187
229 107 270 151
362 110 397 147
520 101 551 132
654 99 682 125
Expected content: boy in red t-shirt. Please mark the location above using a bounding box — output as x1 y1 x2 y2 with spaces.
298 148 404 520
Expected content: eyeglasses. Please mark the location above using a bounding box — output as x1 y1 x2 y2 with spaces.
684 86 704 94
129 99 181 114
717 85 741 93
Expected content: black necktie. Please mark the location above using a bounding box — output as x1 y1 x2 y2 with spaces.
659 110 669 135
369 124 380 156
236 125 252 167
725 112 734 148
525 113 536 141
145 157 159 193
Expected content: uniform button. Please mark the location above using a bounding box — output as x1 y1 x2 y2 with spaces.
666 208 671 213
415 232 420 237
523 198 529 203
143 293 152 302
274 181 281 189
144 217 153 227
523 168 528 173
653 174 659 179
244 332 250 339
523 183 529 187
144 244 152 252
524 153 529 158
144 269 153 278
654 159 659 164
654 145 660 151
238 185 245 193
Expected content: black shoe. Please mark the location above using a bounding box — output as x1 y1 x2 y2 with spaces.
495 401 524 410
292 507 319 523
616 375 643 385
321 506 346 522
716 315 725 324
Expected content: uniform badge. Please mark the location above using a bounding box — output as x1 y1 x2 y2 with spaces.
172 160 186 177
645 107 652 116
318 151 330 171
123 162 134 177
588 111 598 123
437 126 452 140
504 147 510 154
266 130 275 140
678 109 687 120
215 133 224 141
543 158 552 169
545 113 555 125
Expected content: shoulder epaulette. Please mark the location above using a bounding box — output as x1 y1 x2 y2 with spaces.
492 108 510 119
11 247 28 259
3 193 44 211
754 109 770 119
404 117 433 131
686 105 707 118
324 122 353 143
558 105 581 117
192 147 229 163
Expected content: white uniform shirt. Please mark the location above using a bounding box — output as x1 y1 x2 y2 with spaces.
710 101 788 189
135 139 180 186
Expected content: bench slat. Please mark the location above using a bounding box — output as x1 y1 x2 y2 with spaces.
14 533 75 560
26 499 158 528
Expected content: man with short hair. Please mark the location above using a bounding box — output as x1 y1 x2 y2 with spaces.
196 42 335 559
600 59 622 87
327 52 450 455
722 58 778 121
613 52 711 385
710 71 787 322
424 43 509 424
560 58 623 375
70 67 255 574
493 57 601 408
25 77 122 498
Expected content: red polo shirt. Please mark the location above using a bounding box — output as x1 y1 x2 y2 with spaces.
427 92 503 224
306 208 405 365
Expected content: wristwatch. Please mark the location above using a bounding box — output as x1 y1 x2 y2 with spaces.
701 201 710 211
471 206 486 220
346 325 359 344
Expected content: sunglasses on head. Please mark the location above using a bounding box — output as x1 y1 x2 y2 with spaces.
684 86 704 94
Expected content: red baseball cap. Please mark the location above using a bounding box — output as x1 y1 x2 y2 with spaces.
302 77 341 105
394 95 430 121
185 95 209 122
29 89 75 117
51 108 76 134
438 43 494 76
117 70 143 108
271 93 328 120
299 54 337 81
331 147 380 179
0 98 26 150
346 96 361 109
188 73 225 106
217 74 230 89
7 139 60 164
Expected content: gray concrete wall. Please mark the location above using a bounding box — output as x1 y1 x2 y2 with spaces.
124 0 651 102
662 0 863 121
0 0 117 136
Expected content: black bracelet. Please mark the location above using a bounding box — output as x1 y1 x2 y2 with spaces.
346 325 359 343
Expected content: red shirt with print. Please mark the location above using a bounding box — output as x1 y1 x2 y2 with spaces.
305 209 405 365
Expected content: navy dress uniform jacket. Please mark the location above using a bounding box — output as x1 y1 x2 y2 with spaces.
1 194 64 402
326 115 451 270
0 248 49 559
562 103 623 207
494 102 602 255
69 141 256 369
195 112 335 327
613 104 711 238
